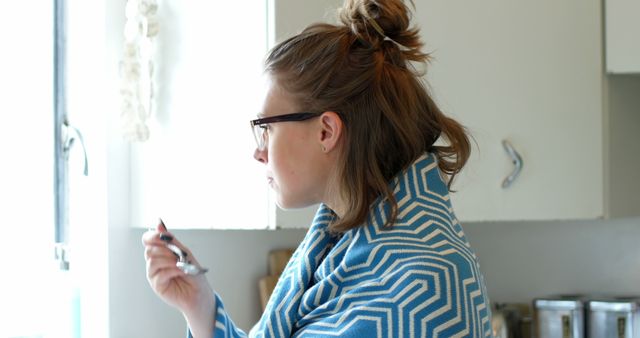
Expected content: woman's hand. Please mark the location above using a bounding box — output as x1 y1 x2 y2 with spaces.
142 221 215 337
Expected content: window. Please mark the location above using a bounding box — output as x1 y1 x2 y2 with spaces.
0 1 79 337
130 2 271 229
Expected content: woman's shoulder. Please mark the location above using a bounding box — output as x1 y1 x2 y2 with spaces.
365 152 459 238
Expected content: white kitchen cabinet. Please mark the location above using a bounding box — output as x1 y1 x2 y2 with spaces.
416 0 640 221
269 0 343 48
605 0 640 73
275 0 640 228
416 0 604 221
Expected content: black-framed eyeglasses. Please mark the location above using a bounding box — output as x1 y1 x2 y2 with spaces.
250 112 322 150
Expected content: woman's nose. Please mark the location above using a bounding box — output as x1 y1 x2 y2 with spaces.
253 147 267 164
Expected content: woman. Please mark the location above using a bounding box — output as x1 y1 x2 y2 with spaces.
143 0 492 336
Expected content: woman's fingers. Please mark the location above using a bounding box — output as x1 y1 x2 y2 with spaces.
143 231 197 264
144 244 177 261
154 267 190 291
153 219 196 259
163 237 196 261
142 228 174 246
145 242 202 281
141 227 194 261
141 220 212 316
142 222 204 286
146 255 179 280
154 234 200 266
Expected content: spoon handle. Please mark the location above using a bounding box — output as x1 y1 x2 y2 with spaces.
158 220 209 275
165 243 187 262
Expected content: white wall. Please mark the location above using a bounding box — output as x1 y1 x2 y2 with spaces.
464 217 640 303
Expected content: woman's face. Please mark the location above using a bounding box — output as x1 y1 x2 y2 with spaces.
253 80 328 209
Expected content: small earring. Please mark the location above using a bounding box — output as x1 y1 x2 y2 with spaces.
321 145 326 152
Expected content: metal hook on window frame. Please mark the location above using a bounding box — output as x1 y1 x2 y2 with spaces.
62 120 88 176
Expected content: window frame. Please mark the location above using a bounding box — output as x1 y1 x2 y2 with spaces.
54 0 69 269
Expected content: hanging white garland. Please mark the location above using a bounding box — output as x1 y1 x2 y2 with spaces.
120 0 159 142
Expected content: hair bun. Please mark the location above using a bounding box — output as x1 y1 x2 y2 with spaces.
338 0 428 63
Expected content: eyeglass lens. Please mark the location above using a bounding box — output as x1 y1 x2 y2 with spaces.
253 124 267 150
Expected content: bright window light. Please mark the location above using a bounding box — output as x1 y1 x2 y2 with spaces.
0 2 78 338
130 2 270 229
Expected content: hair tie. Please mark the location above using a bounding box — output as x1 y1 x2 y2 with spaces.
366 17 411 52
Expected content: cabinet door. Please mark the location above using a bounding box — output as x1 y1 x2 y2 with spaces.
606 0 640 73
414 0 604 221
270 0 343 45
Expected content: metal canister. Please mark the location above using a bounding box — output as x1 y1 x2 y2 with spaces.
587 298 640 338
534 295 586 338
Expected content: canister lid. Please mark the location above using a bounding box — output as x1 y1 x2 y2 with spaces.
588 299 640 312
534 295 586 310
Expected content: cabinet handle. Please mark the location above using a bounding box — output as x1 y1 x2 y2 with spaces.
502 140 522 189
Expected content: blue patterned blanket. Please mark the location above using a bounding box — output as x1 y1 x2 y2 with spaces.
195 153 492 337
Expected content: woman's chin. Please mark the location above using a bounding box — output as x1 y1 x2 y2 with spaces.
275 199 295 210
275 196 315 210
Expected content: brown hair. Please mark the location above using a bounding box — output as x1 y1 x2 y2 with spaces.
265 0 470 233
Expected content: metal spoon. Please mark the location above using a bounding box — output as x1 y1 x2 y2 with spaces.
158 219 209 275
165 242 209 275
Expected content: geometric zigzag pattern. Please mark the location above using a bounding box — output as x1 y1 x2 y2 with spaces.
198 153 492 338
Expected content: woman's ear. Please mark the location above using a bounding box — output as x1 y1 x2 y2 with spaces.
318 111 343 153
